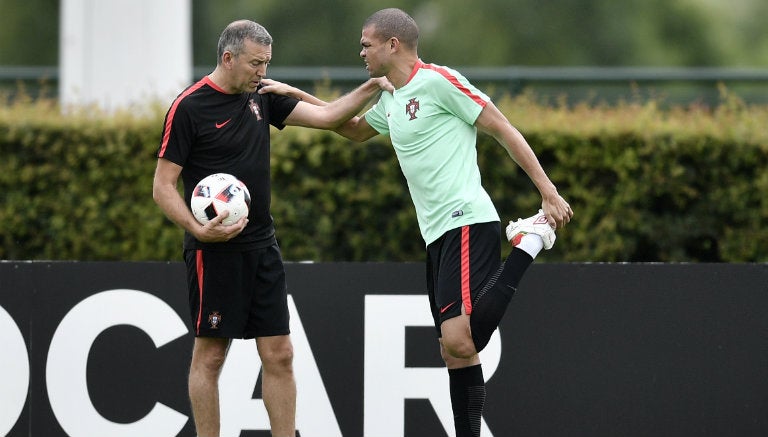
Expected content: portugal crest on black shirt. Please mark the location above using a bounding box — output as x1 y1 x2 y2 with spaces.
249 98 262 120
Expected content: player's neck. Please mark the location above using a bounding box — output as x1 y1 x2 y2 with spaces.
207 69 236 94
389 57 420 89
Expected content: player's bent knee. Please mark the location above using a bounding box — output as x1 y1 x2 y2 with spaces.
440 337 477 360
440 317 476 359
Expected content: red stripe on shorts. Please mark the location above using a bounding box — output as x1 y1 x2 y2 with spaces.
195 250 205 335
460 226 472 315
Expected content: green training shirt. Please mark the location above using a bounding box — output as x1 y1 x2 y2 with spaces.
364 60 500 245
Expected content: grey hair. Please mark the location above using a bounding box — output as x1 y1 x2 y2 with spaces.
216 20 272 64
363 8 419 50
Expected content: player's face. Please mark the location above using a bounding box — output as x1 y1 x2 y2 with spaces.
360 26 389 78
229 39 271 93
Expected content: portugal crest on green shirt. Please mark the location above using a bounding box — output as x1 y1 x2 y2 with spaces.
406 98 420 120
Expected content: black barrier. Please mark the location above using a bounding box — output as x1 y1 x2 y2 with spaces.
1 262 767 437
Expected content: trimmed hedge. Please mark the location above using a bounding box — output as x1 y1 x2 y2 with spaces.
2 91 767 262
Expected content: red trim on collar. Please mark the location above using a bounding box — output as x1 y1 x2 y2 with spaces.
405 59 426 85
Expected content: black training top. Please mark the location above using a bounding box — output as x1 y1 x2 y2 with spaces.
157 76 299 251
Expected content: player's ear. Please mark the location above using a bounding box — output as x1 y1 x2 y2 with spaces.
222 51 234 68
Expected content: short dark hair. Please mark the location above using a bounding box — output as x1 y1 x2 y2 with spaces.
217 20 272 64
363 8 419 50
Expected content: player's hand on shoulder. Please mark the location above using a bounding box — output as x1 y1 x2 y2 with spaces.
371 76 394 93
258 78 292 96
194 211 248 242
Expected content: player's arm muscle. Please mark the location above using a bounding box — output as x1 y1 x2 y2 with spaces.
476 102 572 227
152 158 200 234
271 79 388 129
334 115 379 142
153 159 247 242
475 102 559 202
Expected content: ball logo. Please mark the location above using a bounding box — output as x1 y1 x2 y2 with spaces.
194 185 211 198
215 184 239 203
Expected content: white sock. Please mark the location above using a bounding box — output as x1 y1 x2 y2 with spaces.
514 233 544 259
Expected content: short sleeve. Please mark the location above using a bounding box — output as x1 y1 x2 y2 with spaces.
363 94 391 135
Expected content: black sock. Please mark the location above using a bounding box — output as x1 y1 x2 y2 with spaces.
449 364 486 437
470 248 534 352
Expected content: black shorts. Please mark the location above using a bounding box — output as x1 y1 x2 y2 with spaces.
426 222 501 336
184 244 290 339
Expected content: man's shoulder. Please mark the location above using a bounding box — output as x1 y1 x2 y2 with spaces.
170 81 216 113
417 62 466 81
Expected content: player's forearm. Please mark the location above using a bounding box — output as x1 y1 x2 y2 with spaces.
334 116 378 142
321 79 383 128
499 129 560 200
525 163 560 201
153 184 201 236
286 87 327 106
258 78 328 106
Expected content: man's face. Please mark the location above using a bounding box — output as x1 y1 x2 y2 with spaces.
228 39 271 93
359 25 389 78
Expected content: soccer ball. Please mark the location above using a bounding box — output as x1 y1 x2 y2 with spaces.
190 173 251 226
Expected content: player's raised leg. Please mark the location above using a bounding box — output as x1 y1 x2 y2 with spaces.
469 210 556 352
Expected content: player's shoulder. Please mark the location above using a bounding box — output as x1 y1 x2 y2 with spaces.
413 63 475 96
416 62 488 105
417 62 467 82
170 79 211 108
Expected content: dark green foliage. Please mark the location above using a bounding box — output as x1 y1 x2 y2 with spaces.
270 127 423 261
0 104 183 260
2 95 766 262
